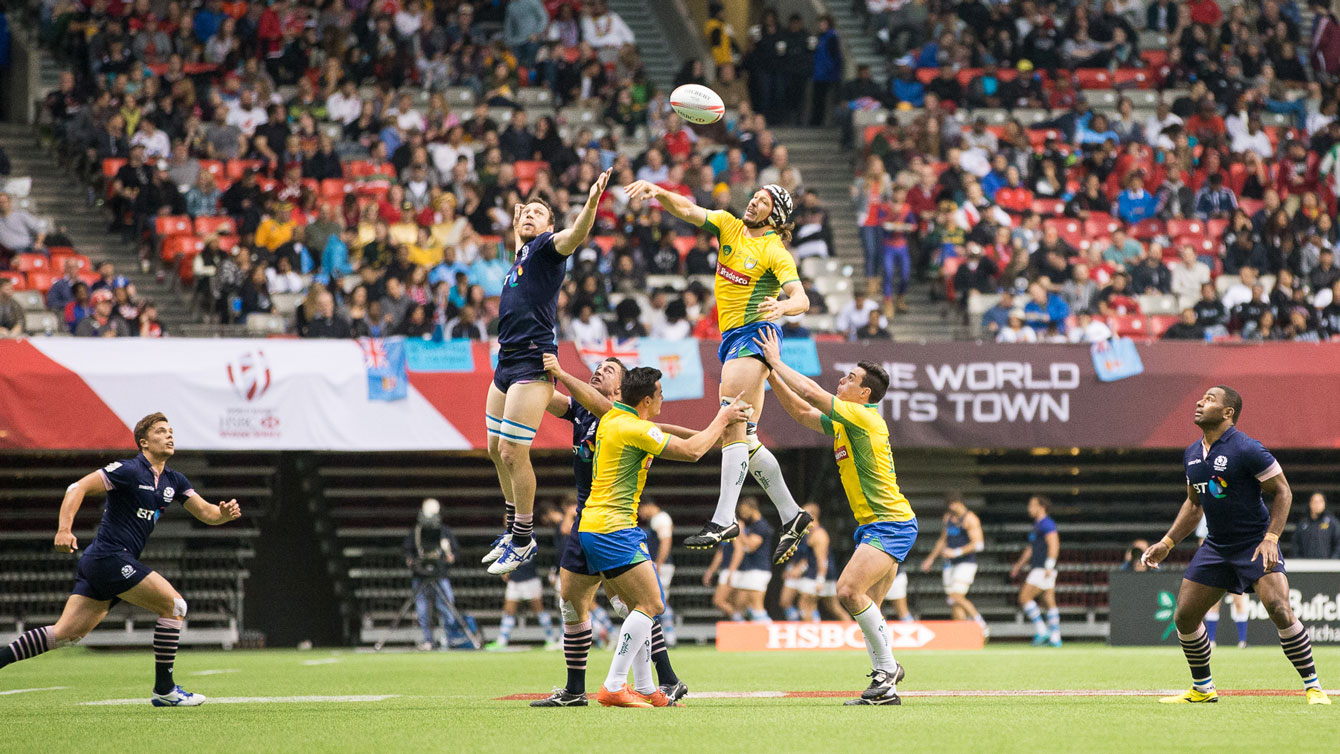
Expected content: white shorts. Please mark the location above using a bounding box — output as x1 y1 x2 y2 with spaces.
656 564 675 590
717 570 732 587
730 569 772 592
787 577 820 596
504 577 543 602
1025 567 1057 591
819 580 836 597
942 562 978 595
885 571 908 601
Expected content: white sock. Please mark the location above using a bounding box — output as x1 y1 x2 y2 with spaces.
748 444 801 521
537 611 556 642
604 610 654 692
631 639 655 694
1023 600 1046 635
498 614 516 643
710 442 751 526
852 600 897 673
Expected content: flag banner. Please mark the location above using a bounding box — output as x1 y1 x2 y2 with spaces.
1091 337 1145 382
403 338 475 373
360 337 408 401
635 338 704 401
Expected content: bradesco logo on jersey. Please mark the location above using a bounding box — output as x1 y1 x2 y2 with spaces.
716 261 750 286
716 621 984 651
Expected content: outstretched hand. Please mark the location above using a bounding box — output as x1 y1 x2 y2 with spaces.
623 180 660 202
758 296 786 321
752 326 782 365
218 499 242 522
588 168 613 204
717 392 753 424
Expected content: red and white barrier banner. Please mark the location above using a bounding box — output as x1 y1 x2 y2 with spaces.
3 339 1340 450
715 620 985 652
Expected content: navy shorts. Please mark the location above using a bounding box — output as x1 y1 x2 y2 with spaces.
559 507 596 576
1184 538 1285 595
73 550 151 602
492 348 554 392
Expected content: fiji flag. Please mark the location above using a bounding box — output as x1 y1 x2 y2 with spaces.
636 338 704 401
360 337 409 401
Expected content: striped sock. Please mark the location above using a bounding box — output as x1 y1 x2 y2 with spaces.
1046 607 1061 641
1279 621 1321 690
153 618 182 695
562 620 592 695
650 619 679 686
1177 625 1214 691
512 513 534 548
503 501 516 533
0 626 53 668
1023 600 1046 635
498 614 516 643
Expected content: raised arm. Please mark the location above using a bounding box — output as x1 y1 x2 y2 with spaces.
660 397 750 462
54 471 108 552
759 279 810 321
655 423 699 439
1141 483 1206 569
755 327 833 415
765 371 825 432
552 168 612 256
623 180 708 227
183 494 243 525
543 353 613 417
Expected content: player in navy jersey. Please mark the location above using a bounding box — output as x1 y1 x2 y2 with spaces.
484 168 612 576
782 504 833 622
638 500 676 646
529 354 690 707
729 498 775 622
1142 386 1330 704
0 413 242 706
921 491 988 637
704 540 741 621
1010 495 1061 647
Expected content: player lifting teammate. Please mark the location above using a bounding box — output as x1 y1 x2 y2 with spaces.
1142 387 1330 705
484 169 612 575
0 413 243 706
622 178 812 563
530 354 690 707
756 329 918 706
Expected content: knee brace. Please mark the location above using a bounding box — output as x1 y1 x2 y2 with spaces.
608 594 630 619
745 421 761 451
559 599 579 624
495 418 537 447
173 597 188 618
53 635 81 648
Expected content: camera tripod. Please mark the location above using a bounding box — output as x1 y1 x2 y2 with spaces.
375 575 481 651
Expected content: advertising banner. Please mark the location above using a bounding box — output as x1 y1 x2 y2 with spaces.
716 620 984 651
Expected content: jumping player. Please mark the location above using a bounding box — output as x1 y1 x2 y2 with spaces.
921 491 988 636
756 328 917 706
1010 495 1061 647
484 168 613 575
579 368 748 707
623 178 812 563
1141 386 1329 704
0 413 242 706
530 355 690 707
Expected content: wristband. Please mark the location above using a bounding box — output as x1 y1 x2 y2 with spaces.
1044 558 1057 570
1159 535 1175 550
1263 532 1279 543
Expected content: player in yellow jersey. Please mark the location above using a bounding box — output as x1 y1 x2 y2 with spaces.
578 366 749 707
754 328 918 706
623 179 812 563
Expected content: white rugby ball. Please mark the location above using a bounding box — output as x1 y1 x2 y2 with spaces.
670 83 725 125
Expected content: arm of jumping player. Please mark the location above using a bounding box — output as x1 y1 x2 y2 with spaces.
921 521 949 572
183 493 243 525
755 327 832 415
659 396 750 462
758 279 810 321
1252 472 1292 571
543 353 613 417
54 472 109 552
764 369 826 432
552 168 612 256
1141 483 1206 569
623 180 708 227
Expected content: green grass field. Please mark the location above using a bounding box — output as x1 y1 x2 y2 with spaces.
2 644 1337 753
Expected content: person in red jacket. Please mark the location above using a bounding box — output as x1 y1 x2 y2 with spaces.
1188 0 1223 27
1310 0 1340 81
1275 140 1320 200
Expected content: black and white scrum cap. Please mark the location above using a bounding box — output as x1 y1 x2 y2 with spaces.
762 183 793 227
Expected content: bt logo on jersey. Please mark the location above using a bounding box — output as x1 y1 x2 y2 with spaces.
136 508 156 521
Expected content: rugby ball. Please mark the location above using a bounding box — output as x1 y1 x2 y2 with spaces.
670 84 725 125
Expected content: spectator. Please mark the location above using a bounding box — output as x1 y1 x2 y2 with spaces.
0 278 24 337
853 156 893 287
1162 308 1207 340
184 171 222 218
582 0 635 58
467 242 510 297
240 264 275 318
704 2 741 68
305 289 353 339
567 300 609 342
953 243 1001 315
1170 245 1212 308
504 0 549 69
0 193 46 262
810 16 843 127
1120 539 1152 572
836 287 882 339
1193 283 1230 337
1194 172 1238 220
792 191 832 260
1294 492 1340 558
136 302 165 338
380 276 413 332
45 258 83 311
1115 174 1159 225
981 289 1017 337
1023 282 1070 334
997 310 1038 343
1069 310 1114 343
853 309 890 340
653 298 693 340
75 288 130 337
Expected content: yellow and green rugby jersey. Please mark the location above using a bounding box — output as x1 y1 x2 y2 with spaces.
819 397 915 525
699 209 800 333
577 402 670 534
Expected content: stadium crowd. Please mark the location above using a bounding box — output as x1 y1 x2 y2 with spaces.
847 0 1340 342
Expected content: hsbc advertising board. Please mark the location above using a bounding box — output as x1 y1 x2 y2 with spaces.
716 621 984 651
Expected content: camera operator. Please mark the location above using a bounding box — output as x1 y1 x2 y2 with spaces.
404 498 465 650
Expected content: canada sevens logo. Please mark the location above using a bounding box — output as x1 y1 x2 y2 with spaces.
1208 476 1229 498
227 350 272 401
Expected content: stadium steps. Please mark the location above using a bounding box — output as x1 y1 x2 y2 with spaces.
819 0 885 76
606 0 684 91
772 126 956 342
0 122 201 332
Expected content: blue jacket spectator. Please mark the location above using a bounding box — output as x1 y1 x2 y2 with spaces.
1023 284 1070 332
1116 177 1159 224
468 244 511 297
319 231 354 285
1194 175 1238 220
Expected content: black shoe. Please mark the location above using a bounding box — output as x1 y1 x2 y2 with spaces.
773 509 815 564
860 664 906 700
684 521 740 549
843 692 902 706
660 681 688 705
529 688 589 707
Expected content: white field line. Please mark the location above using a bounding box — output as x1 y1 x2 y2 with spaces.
81 694 399 706
0 687 68 696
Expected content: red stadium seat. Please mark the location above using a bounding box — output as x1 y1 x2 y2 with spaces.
1129 218 1165 240
996 187 1034 213
1227 162 1247 195
102 158 126 179
1140 49 1169 68
320 178 351 201
1074 69 1112 89
916 68 938 85
1107 314 1147 338
49 252 91 272
1045 218 1085 248
1028 129 1063 149
1112 69 1153 89
25 270 54 294
672 236 696 259
1084 213 1120 237
0 270 25 288
591 235 616 254
955 68 983 87
155 215 193 236
1031 198 1066 216
200 160 224 180
195 216 236 236
1238 198 1264 216
225 159 264 181
1148 314 1178 338
1166 219 1204 239
215 235 240 252
13 254 49 273
160 234 201 263
1206 218 1229 239
514 161 549 183
256 177 278 192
